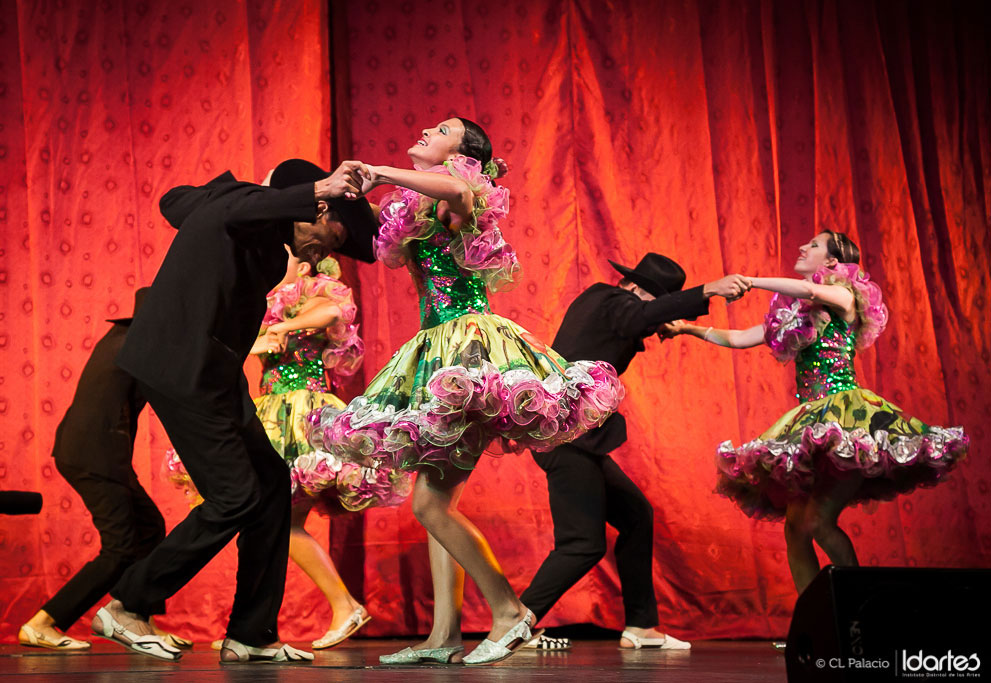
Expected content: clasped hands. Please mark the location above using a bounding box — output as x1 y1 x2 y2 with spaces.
260 161 381 201
314 161 381 202
703 273 752 303
659 273 752 340
250 324 290 355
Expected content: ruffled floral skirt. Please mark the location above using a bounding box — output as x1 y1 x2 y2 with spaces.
307 313 624 478
165 389 412 512
716 388 969 520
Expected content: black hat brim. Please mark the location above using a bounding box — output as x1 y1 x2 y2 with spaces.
608 259 670 297
329 196 377 263
271 159 377 263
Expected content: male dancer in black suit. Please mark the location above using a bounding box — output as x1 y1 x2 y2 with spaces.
91 160 377 662
520 254 749 650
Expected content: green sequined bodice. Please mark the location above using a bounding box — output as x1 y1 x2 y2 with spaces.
410 211 491 329
259 331 329 395
794 315 859 403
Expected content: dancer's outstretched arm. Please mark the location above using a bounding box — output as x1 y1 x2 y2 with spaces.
159 171 237 228
749 276 854 314
358 164 475 220
216 161 365 233
665 321 765 349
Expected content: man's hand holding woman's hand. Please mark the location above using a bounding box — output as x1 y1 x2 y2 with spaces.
658 320 688 339
312 161 386 201
703 274 752 302
315 161 365 201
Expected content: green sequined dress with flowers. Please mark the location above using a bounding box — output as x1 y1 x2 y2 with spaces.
715 264 969 520
307 156 625 477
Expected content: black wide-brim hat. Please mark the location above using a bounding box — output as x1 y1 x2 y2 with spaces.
608 253 686 298
270 158 372 228
106 286 150 325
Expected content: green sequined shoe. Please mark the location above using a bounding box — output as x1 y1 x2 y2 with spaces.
379 645 464 665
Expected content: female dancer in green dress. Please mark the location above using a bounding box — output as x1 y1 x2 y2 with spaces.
308 117 624 664
666 230 968 592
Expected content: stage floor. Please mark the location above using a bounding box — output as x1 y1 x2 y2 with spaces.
1 639 785 681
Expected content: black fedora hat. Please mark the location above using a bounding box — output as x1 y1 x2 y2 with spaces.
608 253 686 297
270 159 327 190
270 159 375 261
106 286 151 325
270 158 372 227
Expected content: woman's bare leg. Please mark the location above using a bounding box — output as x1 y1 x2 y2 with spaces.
784 500 820 594
288 499 362 630
810 474 863 567
399 533 466 661
410 470 527 643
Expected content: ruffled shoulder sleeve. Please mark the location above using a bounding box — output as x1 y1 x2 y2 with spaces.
812 262 888 349
763 263 889 361
762 294 822 362
372 156 520 291
372 185 436 270
443 156 520 291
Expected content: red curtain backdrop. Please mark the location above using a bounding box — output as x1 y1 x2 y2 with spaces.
0 0 340 643
1 0 989 643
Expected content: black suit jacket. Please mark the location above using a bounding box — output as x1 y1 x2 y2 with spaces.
116 171 320 424
552 282 710 454
53 320 144 480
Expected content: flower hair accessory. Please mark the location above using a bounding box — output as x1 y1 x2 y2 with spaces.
483 157 509 179
315 256 342 279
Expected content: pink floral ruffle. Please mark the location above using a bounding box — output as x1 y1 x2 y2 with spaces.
163 444 411 512
263 267 364 378
373 156 520 291
763 263 888 361
289 439 413 512
715 422 969 520
307 360 624 476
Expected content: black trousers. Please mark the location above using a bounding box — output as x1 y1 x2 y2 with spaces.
43 462 166 631
520 443 659 628
111 382 291 646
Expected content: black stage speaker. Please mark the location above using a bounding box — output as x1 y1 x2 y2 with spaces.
0 490 43 515
787 566 990 682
